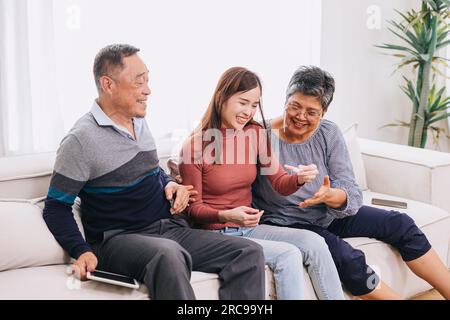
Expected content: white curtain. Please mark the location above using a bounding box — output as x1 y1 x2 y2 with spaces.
0 0 64 156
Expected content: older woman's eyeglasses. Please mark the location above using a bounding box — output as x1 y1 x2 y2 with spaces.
285 102 322 119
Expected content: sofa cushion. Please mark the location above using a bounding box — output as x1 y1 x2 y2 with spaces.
341 123 368 191
339 191 450 299
188 265 276 300
0 265 149 300
0 199 70 272
0 265 276 300
359 137 450 214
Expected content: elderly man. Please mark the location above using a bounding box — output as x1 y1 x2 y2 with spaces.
43 44 265 300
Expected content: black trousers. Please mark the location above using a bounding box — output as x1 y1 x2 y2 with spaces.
92 216 266 300
286 205 432 296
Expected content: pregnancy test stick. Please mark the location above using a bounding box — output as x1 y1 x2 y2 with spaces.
284 165 302 174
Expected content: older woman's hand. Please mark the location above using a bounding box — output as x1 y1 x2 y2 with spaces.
299 176 347 209
299 176 331 208
284 164 319 185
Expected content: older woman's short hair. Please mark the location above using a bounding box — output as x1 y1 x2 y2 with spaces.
286 66 335 111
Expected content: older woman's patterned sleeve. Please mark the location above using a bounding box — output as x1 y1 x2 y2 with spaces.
326 127 363 218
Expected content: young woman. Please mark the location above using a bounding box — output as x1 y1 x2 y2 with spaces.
251 65 450 299
178 67 344 300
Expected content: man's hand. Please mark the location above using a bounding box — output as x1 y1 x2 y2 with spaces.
165 181 198 214
285 164 319 185
72 251 98 281
218 206 264 227
299 176 331 208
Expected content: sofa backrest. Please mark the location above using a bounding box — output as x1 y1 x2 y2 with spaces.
0 150 174 200
0 152 55 199
341 123 368 191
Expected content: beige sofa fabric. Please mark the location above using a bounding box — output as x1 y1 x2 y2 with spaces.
0 200 70 272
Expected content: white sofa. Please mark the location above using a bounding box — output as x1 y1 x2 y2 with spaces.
1 126 450 300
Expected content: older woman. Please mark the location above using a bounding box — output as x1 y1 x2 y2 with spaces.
251 66 450 299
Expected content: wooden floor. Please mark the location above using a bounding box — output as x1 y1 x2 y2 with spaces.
411 289 444 300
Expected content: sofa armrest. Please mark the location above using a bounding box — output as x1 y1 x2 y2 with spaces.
358 138 450 213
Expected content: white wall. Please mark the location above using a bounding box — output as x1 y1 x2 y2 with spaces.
320 0 450 152
52 0 322 140
2 0 448 154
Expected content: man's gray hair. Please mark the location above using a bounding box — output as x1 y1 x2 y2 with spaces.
286 66 335 110
93 44 140 92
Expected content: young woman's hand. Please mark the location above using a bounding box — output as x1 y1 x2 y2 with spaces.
285 164 319 185
218 206 264 227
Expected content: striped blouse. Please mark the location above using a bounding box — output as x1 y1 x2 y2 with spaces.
252 119 363 228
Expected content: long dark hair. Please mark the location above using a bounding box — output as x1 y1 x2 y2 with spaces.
188 67 272 163
197 67 269 132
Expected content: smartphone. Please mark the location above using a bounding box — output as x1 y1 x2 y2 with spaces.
371 198 407 209
169 196 176 209
87 270 139 289
168 192 177 209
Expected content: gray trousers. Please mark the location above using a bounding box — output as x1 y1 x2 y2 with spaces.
91 216 265 300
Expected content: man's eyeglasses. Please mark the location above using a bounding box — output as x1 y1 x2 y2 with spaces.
285 103 322 119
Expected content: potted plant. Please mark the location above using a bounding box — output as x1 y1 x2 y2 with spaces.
378 0 450 148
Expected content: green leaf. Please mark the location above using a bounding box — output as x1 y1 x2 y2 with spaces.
431 100 450 111
377 44 424 60
423 0 438 11
431 64 450 79
404 11 429 37
436 29 449 43
428 87 445 111
397 59 420 69
437 39 450 49
437 0 450 8
392 53 407 58
394 9 412 24
401 85 415 102
387 26 423 52
403 78 420 107
379 121 411 130
428 113 450 124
